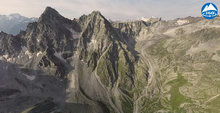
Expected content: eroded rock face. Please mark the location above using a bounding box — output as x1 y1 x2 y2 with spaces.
0 6 220 113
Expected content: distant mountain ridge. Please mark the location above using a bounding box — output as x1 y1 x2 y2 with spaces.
0 13 37 35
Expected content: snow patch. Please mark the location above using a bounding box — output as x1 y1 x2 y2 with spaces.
37 38 40 43
25 51 33 59
7 58 14 62
3 54 9 59
37 51 43 57
22 46 33 59
140 17 150 22
176 20 189 25
0 54 15 62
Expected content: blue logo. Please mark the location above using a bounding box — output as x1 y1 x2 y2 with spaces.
201 3 218 19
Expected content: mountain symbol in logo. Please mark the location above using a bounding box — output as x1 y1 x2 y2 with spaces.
202 3 217 12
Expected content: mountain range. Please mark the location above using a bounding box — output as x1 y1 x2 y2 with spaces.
0 7 220 113
0 13 37 35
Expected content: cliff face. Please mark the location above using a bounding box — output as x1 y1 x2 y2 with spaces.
0 7 220 113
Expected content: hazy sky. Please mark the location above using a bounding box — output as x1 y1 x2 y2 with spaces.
0 0 220 20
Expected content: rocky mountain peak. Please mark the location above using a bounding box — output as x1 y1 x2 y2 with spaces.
90 11 103 17
78 10 110 26
0 31 7 36
42 7 60 17
38 7 65 24
22 7 77 55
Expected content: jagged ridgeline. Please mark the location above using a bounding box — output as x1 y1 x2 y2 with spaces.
1 6 220 113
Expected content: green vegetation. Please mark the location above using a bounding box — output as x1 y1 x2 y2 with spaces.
168 73 190 112
118 50 133 90
151 44 169 58
88 52 98 70
120 96 133 113
97 57 110 86
139 97 163 113
217 50 220 56
206 96 220 113
191 28 220 42
133 61 148 98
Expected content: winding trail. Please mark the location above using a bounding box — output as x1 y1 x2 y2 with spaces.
205 93 220 104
